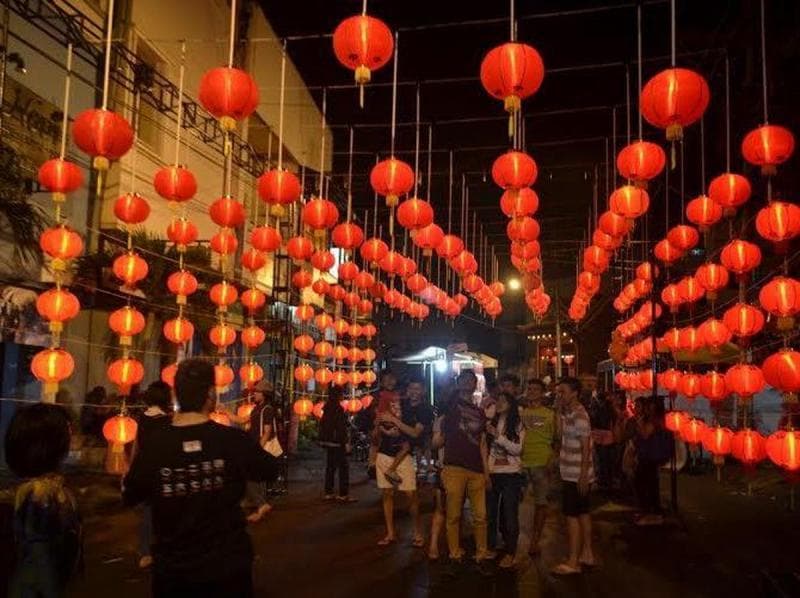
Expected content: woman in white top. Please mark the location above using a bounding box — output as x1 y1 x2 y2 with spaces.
486 392 526 568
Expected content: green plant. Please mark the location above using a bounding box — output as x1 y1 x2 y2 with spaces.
0 142 46 264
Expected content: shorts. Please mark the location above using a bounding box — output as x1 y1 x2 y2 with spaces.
525 466 550 506
376 452 417 492
561 481 591 517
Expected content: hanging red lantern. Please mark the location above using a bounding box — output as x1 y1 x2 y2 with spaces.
636 262 659 282
435 234 465 260
343 291 361 308
198 66 259 131
362 325 377 340
167 270 198 305
664 410 688 433
677 276 705 304
314 341 334 361
582 246 610 275
108 306 145 345
370 158 415 207
37 158 83 201
292 270 313 289
678 327 704 353
163 317 195 345
72 108 134 170
507 217 540 242
294 304 315 323
405 273 429 294
354 271 375 290
349 322 365 337
686 195 723 230
36 289 80 333
311 280 330 297
766 430 800 472
662 327 682 352
241 325 266 349
250 226 282 253
293 334 315 355
329 286 347 302
360 237 390 265
213 363 235 391
593 229 622 252
723 303 765 339
31 348 74 393
659 368 683 393
598 211 633 237
411 224 444 256
741 124 795 176
700 370 728 402
312 401 325 419
731 429 767 467
370 282 388 302
209 323 237 350
315 367 334 387
462 274 484 294
257 169 301 216
397 197 434 230
702 426 733 458
720 239 762 275
310 250 335 272
759 276 800 330
609 185 650 219
332 14 394 86
239 363 264 388
161 363 178 388
332 222 365 250
107 357 144 395
332 370 350 387
241 249 267 273
640 67 710 141
695 263 729 300
209 196 245 228
153 164 197 203
698 318 732 352
578 271 601 294
103 415 138 445
209 281 238 311
616 140 666 186
492 151 538 190
707 172 751 214
480 42 544 114
755 201 800 247
666 224 700 252
241 288 266 312
294 364 315 386
333 345 349 364
450 251 478 276
302 198 339 232
314 312 334 331
379 251 404 276
40 225 83 266
293 397 314 421
210 230 238 256
339 261 360 284
489 281 506 297
286 236 314 263
166 218 199 251
112 252 148 288
679 418 708 444
500 188 539 218
725 364 765 399
762 349 800 396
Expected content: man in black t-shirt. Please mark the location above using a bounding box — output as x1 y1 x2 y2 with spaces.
123 359 279 598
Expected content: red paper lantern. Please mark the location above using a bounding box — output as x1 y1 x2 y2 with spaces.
397 197 434 230
362 325 377 339
250 226 282 253
349 322 365 337
507 217 540 242
286 236 314 262
343 291 361 308
370 282 388 302
755 201 800 245
762 349 800 395
492 151 538 190
741 124 795 176
292 270 313 289
412 224 444 256
153 164 197 203
31 348 74 392
294 304 315 322
329 286 347 302
241 288 266 312
103 415 138 445
163 317 194 345
678 327 704 353
167 270 198 304
314 312 334 331
107 357 144 394
302 198 339 231
360 237 390 265
700 370 728 402
578 271 601 295
609 185 649 219
40 226 83 265
239 363 264 388
636 262 659 282
640 68 710 141
664 410 688 433
677 276 705 304
113 252 148 287
339 261 360 284
450 251 478 276
379 251 404 276
759 276 800 330
766 430 800 472
723 303 765 339
720 239 762 275
209 281 238 310
293 334 315 355
662 327 682 352
312 280 330 297
310 250 335 272
462 274 485 294
667 224 700 251
354 271 375 290
114 193 150 225
241 249 267 273
332 222 365 250
210 230 238 256
405 273 429 294
36 289 80 333
702 426 733 456
500 188 539 218
198 66 259 131
686 195 723 230
209 323 237 350
731 429 767 466
315 367 334 387
294 364 314 385
659 368 683 393
436 234 464 260
582 246 610 274
293 397 314 420
370 158 415 207
680 418 707 444
257 169 301 215
209 196 245 228
707 172 751 213
108 305 145 346
312 402 325 419
166 218 199 251
593 229 622 252
725 364 765 399
616 140 666 186
37 158 83 200
695 263 729 299
598 211 633 237
241 325 266 349
698 318 732 351
480 42 544 113
332 15 394 85
72 108 134 170
214 363 235 391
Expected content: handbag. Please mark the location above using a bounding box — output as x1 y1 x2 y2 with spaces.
260 407 283 457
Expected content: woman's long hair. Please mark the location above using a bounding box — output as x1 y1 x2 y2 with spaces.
493 392 521 443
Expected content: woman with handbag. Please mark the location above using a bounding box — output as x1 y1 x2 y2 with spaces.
318 388 356 502
245 380 280 523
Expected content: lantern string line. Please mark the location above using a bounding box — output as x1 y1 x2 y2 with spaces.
389 31 399 156
759 0 768 124
724 55 731 172
447 151 454 234
227 0 237 68
636 1 643 139
426 125 433 196
346 126 354 221
100 0 114 110
318 87 326 195
413 83 421 197
669 0 676 67
624 65 631 145
58 44 73 160
699 116 706 189
173 41 186 165
509 0 515 41
277 40 287 170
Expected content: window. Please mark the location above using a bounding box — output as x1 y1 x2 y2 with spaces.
133 36 165 152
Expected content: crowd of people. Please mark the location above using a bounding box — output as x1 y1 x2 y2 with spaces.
1 360 675 596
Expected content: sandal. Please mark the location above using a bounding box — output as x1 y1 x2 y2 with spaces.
551 562 582 575
579 557 597 568
412 535 425 548
377 536 396 546
336 495 358 503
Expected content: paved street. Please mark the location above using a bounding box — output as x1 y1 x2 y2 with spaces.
58 455 800 598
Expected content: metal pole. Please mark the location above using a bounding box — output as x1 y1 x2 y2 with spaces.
555 287 563 379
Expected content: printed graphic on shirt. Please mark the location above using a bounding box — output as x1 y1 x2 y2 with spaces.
457 404 485 447
159 458 225 498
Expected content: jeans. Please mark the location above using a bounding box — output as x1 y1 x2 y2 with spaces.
441 465 488 559
325 446 349 496
634 460 661 514
138 504 152 556
487 473 524 554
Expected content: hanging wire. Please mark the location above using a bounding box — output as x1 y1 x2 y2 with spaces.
625 65 631 145
390 32 399 155
227 0 237 67
670 0 676 67
318 88 327 195
759 0 768 123
346 126 354 220
413 83 421 196
58 44 73 160
724 55 731 171
277 40 287 170
426 125 433 196
101 0 115 109
699 116 706 189
510 0 515 41
447 151 454 233
173 41 186 165
637 1 643 139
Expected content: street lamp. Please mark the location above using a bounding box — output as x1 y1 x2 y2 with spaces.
507 277 521 291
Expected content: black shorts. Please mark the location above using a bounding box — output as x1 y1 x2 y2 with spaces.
562 481 591 517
